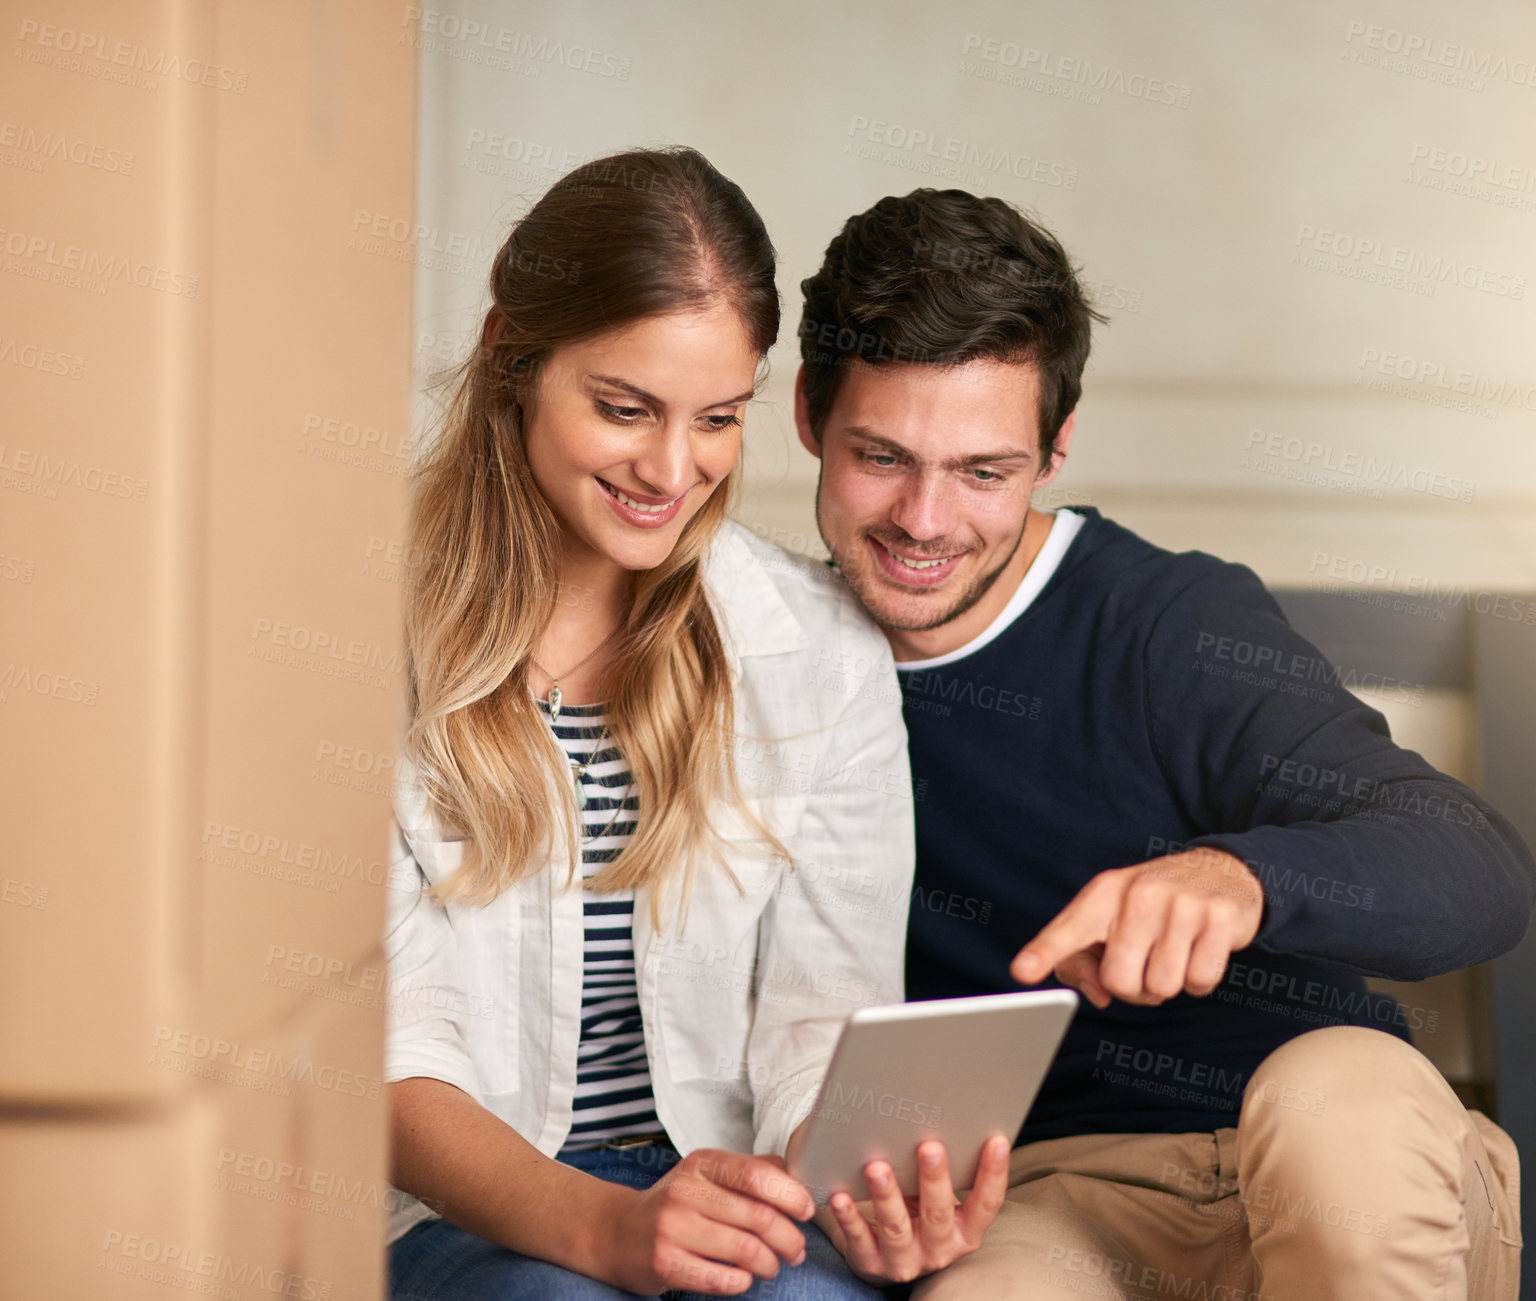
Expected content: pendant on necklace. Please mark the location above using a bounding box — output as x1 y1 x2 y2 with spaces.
569 759 588 809
547 683 563 722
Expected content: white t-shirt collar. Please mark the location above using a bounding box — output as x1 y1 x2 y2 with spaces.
893 507 1087 673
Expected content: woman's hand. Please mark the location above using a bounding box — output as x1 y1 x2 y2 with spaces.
601 1149 817 1296
822 1136 1010 1286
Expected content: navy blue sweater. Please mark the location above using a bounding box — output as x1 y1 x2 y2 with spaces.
898 508 1535 1141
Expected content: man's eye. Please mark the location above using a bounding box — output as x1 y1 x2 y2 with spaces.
597 400 647 422
972 468 1004 483
862 452 900 468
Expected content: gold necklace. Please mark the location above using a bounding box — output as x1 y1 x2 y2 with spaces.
541 705 628 844
529 626 620 723
579 772 630 846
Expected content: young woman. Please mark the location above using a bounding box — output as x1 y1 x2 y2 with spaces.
382 148 996 1299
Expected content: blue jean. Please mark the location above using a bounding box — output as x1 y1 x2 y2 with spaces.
388 1142 886 1300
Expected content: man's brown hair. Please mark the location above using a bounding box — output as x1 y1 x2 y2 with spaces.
799 188 1105 468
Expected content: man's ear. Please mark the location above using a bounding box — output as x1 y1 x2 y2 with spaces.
1035 410 1076 487
793 366 823 460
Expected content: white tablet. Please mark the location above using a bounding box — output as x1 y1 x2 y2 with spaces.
787 989 1078 1203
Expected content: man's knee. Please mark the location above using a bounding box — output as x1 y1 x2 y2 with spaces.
1238 1024 1471 1183
1244 1026 1437 1119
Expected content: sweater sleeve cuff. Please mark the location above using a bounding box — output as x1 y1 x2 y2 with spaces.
1185 831 1291 946
1184 828 1384 955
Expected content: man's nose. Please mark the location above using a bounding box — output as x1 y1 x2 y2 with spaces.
888 472 959 543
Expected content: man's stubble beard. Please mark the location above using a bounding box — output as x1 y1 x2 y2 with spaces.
812 469 1030 635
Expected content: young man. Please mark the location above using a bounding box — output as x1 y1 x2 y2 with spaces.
792 189 1535 1300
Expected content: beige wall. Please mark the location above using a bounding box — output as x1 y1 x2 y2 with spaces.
410 0 1536 594
2 2 414 1294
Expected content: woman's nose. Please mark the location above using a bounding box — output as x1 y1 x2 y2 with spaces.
629 421 696 499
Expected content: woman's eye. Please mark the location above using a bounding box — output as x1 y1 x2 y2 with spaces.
702 414 743 432
597 400 647 422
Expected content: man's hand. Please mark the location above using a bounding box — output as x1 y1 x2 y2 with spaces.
1010 848 1264 1007
820 1136 1010 1286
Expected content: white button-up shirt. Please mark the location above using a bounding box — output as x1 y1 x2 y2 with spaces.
384 523 915 1243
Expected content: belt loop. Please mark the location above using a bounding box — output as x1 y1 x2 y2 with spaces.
1217 1126 1241 1198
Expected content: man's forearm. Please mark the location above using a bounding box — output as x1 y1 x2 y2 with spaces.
1193 778 1535 978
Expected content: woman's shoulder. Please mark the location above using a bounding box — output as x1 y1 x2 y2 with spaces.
704 520 892 665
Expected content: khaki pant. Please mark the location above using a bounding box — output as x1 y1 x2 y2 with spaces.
913 1026 1521 1300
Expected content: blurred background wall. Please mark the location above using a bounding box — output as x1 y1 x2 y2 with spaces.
410 0 1536 596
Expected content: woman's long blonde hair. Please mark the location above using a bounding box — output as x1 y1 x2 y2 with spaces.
405 147 780 914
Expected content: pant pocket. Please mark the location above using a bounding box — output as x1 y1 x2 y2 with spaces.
1469 1110 1522 1249
1142 1130 1231 1205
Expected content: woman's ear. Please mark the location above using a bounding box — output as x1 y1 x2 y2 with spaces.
480 307 504 352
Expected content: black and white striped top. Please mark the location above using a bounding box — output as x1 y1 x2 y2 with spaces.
540 699 661 1151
